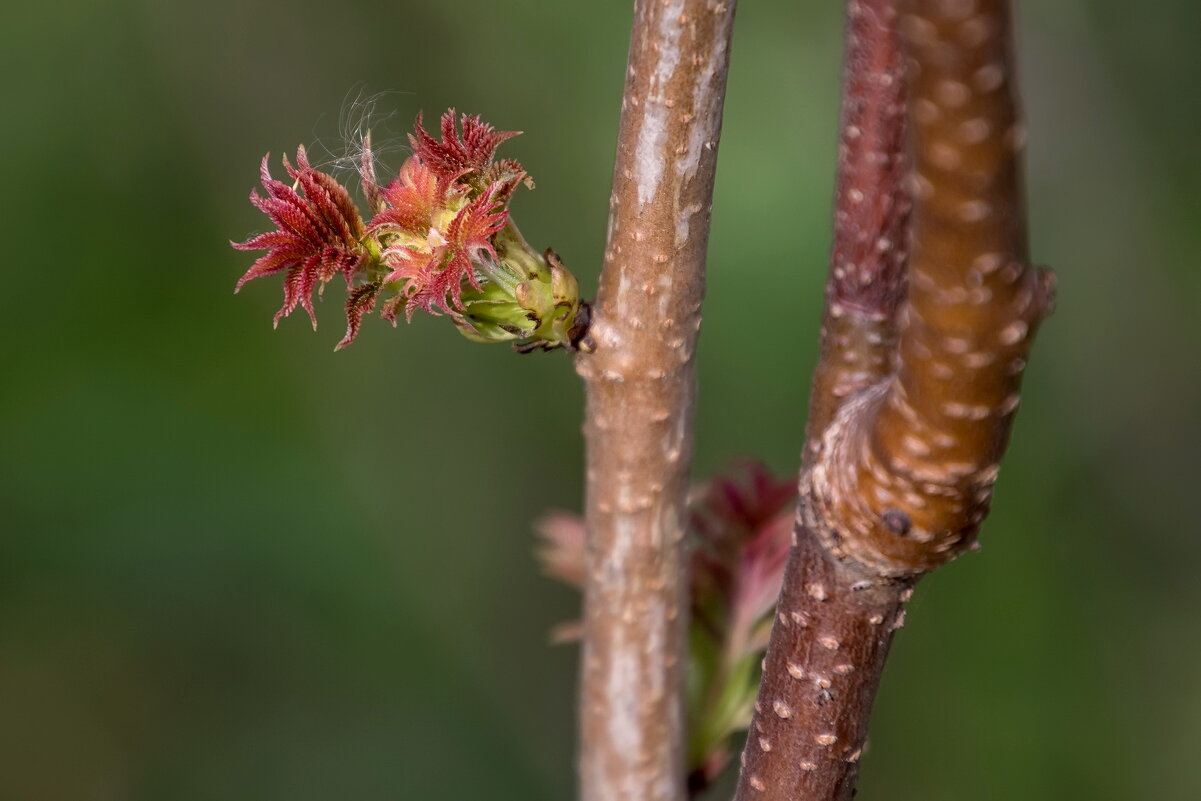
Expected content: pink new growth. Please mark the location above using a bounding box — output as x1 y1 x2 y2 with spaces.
232 147 367 329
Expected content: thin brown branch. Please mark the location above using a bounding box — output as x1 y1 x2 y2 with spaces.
573 2 738 801
734 1 1054 799
807 0 911 452
733 2 910 798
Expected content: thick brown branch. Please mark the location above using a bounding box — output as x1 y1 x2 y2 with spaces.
805 0 1055 577
735 528 907 801
734 2 1053 800
573 2 738 801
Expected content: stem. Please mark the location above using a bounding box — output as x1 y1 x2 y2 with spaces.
808 0 1055 577
574 2 738 800
735 527 907 801
805 0 911 456
733 3 910 797
734 1 1053 799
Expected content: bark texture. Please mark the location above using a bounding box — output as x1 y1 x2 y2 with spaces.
735 528 907 800
806 0 911 452
573 2 738 801
807 0 1054 577
734 1 1054 799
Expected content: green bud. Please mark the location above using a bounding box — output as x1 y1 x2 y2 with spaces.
455 222 591 352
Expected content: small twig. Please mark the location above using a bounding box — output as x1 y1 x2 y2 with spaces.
574 2 738 801
806 0 911 453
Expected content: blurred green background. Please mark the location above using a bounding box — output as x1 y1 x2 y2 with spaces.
2 1 1199 799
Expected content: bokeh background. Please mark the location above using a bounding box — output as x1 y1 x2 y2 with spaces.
3 1 1199 799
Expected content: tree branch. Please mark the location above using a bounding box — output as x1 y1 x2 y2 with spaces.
573 2 738 801
807 0 1055 576
733 1 1054 799
733 526 907 801
732 2 910 798
806 0 910 454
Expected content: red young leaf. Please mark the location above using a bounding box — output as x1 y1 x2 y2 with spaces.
370 157 459 235
233 147 367 328
691 463 795 643
374 178 507 319
336 281 384 350
409 109 521 183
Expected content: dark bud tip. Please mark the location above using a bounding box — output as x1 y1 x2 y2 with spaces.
568 300 593 352
882 508 911 536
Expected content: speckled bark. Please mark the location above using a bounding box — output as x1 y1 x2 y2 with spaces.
734 2 1053 799
807 0 911 452
736 528 907 800
573 2 738 801
805 0 1054 577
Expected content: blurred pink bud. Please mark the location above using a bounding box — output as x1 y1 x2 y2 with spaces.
535 511 587 588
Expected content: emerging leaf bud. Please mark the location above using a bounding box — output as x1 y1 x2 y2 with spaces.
233 109 589 352
454 224 591 352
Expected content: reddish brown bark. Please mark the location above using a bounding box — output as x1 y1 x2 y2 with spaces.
807 0 1054 577
573 2 738 801
806 0 911 453
733 1 1053 799
735 528 907 800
